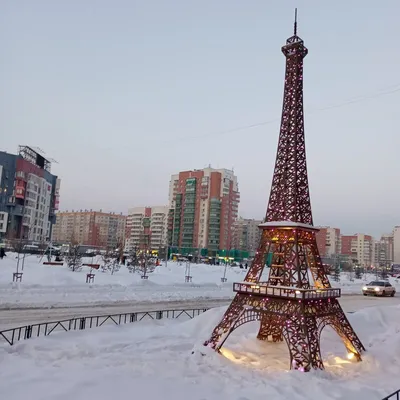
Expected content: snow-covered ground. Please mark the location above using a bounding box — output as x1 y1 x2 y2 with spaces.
0 254 241 308
0 253 398 308
1 303 399 400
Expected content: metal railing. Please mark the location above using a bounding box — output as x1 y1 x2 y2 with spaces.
0 308 208 346
382 389 400 400
233 282 341 299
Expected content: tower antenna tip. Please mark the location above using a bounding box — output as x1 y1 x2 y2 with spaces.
294 8 298 35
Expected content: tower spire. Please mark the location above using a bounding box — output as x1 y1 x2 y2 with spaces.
294 8 298 35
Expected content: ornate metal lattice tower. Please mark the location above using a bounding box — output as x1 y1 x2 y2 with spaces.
203 11 365 371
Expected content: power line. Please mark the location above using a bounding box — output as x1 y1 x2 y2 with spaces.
309 84 400 113
160 83 400 144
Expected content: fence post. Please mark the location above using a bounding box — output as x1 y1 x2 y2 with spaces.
156 311 163 320
130 313 137 322
79 318 86 330
24 325 32 340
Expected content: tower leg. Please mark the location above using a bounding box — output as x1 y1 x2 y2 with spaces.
319 300 365 360
284 315 324 371
257 314 284 342
203 294 247 350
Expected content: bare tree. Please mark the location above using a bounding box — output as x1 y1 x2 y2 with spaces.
101 248 120 275
136 251 156 278
126 245 138 273
333 261 341 283
66 242 82 272
126 246 155 278
101 249 112 273
116 238 124 264
354 266 363 279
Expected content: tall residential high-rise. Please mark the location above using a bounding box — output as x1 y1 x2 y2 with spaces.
0 146 60 242
374 233 394 266
232 217 262 255
52 210 126 249
168 167 239 253
314 226 341 257
125 206 169 251
393 226 400 263
341 233 374 267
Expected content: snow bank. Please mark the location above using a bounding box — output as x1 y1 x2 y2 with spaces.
0 254 243 308
1 254 398 308
0 304 399 400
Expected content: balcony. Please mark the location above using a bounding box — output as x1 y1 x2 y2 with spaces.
233 282 341 300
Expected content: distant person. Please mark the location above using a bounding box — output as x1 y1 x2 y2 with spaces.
245 262 248 269
239 263 243 269
0 247 5 259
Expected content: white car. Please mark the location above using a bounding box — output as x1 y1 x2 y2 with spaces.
362 281 396 297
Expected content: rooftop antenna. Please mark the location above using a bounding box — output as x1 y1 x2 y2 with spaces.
294 8 298 35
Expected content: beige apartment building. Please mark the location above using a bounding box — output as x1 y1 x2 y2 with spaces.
315 226 341 257
52 210 126 249
341 233 375 267
375 233 394 266
125 206 169 251
393 226 400 264
232 217 262 255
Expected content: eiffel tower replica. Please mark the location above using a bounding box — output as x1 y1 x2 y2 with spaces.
204 11 365 371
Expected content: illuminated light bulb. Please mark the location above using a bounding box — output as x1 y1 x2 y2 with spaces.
347 352 355 360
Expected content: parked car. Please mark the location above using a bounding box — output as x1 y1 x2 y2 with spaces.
362 281 396 297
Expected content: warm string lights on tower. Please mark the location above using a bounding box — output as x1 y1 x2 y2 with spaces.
203 10 365 371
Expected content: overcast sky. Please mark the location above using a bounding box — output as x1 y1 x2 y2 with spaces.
1 0 399 237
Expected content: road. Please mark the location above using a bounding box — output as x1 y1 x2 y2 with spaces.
1 295 400 331
0 298 231 330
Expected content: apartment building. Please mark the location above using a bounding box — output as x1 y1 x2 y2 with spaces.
125 206 169 251
168 167 239 253
374 233 394 266
315 226 341 257
0 146 60 242
52 210 126 249
232 217 262 255
393 226 400 264
341 233 374 267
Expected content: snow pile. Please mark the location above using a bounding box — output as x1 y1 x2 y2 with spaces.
0 254 245 308
0 304 399 400
0 253 398 308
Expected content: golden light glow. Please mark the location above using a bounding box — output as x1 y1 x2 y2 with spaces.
347 352 355 360
333 357 352 365
219 348 240 363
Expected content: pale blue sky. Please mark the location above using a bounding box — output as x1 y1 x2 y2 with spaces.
1 1 399 237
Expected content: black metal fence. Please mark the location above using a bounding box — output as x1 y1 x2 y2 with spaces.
382 389 400 400
0 308 209 346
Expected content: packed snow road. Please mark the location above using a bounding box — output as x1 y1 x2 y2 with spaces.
0 298 230 330
1 294 400 331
